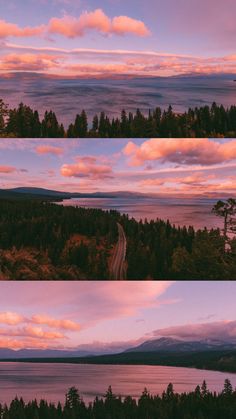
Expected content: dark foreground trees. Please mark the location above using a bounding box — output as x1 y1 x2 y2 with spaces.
1 381 236 419
1 99 236 137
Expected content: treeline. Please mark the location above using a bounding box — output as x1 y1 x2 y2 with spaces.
120 214 236 280
13 349 236 374
1 99 236 137
1 381 236 419
0 200 119 280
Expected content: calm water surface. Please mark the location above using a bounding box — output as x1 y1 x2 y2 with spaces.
59 197 221 231
1 75 235 126
0 363 235 405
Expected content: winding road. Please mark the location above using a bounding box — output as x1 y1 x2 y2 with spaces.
111 223 127 280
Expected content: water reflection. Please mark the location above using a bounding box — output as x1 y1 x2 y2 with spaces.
0 75 235 126
0 363 235 405
59 197 221 231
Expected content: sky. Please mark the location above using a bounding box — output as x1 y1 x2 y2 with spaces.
0 138 236 196
0 0 236 77
0 281 235 351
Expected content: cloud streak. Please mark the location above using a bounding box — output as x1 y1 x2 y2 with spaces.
0 165 17 173
36 145 64 156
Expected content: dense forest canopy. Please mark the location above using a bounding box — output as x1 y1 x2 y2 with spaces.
0 381 236 419
0 198 235 279
8 348 236 374
1 99 236 138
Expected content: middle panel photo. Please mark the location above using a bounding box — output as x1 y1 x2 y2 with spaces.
0 138 235 280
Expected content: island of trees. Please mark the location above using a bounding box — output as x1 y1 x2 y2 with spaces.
1 99 236 138
0 195 235 280
0 381 236 419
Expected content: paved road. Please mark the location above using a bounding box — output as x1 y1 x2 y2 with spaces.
111 223 127 280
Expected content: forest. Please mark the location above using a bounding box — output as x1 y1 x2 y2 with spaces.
0 381 236 419
1 99 236 138
0 199 119 280
8 348 236 374
0 197 235 280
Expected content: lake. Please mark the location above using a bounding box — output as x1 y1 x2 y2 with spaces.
0 362 235 405
59 196 221 231
0 74 235 127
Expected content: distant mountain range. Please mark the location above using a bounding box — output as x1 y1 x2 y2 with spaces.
0 348 97 359
0 187 144 200
125 337 236 352
0 338 235 360
1 72 235 81
0 187 227 201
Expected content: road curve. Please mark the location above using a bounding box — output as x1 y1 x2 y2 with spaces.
111 223 127 280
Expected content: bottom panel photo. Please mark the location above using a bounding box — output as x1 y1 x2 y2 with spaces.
0 281 235 418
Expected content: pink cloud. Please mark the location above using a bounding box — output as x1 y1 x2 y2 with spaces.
31 314 81 331
123 139 236 166
0 337 57 350
61 156 113 180
48 10 111 37
1 45 236 76
0 311 80 332
0 312 24 325
139 172 236 196
0 165 17 173
36 145 64 156
48 9 150 38
111 15 150 37
0 53 59 71
0 282 174 350
0 11 149 41
0 326 65 340
151 320 236 342
0 20 44 39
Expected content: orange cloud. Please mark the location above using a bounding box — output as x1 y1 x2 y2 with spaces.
0 312 24 325
123 139 236 166
112 15 150 36
36 145 64 156
139 172 224 195
48 9 111 37
0 165 17 173
0 337 54 350
0 326 65 340
0 11 149 41
1 45 236 76
48 9 150 38
0 20 44 39
31 314 81 331
61 156 113 180
0 53 59 71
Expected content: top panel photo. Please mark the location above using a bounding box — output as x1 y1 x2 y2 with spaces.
0 0 236 138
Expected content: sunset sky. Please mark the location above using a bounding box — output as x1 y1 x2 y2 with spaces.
0 138 236 196
1 0 236 76
0 281 235 351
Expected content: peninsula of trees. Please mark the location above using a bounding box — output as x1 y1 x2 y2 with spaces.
1 99 236 138
0 381 236 419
